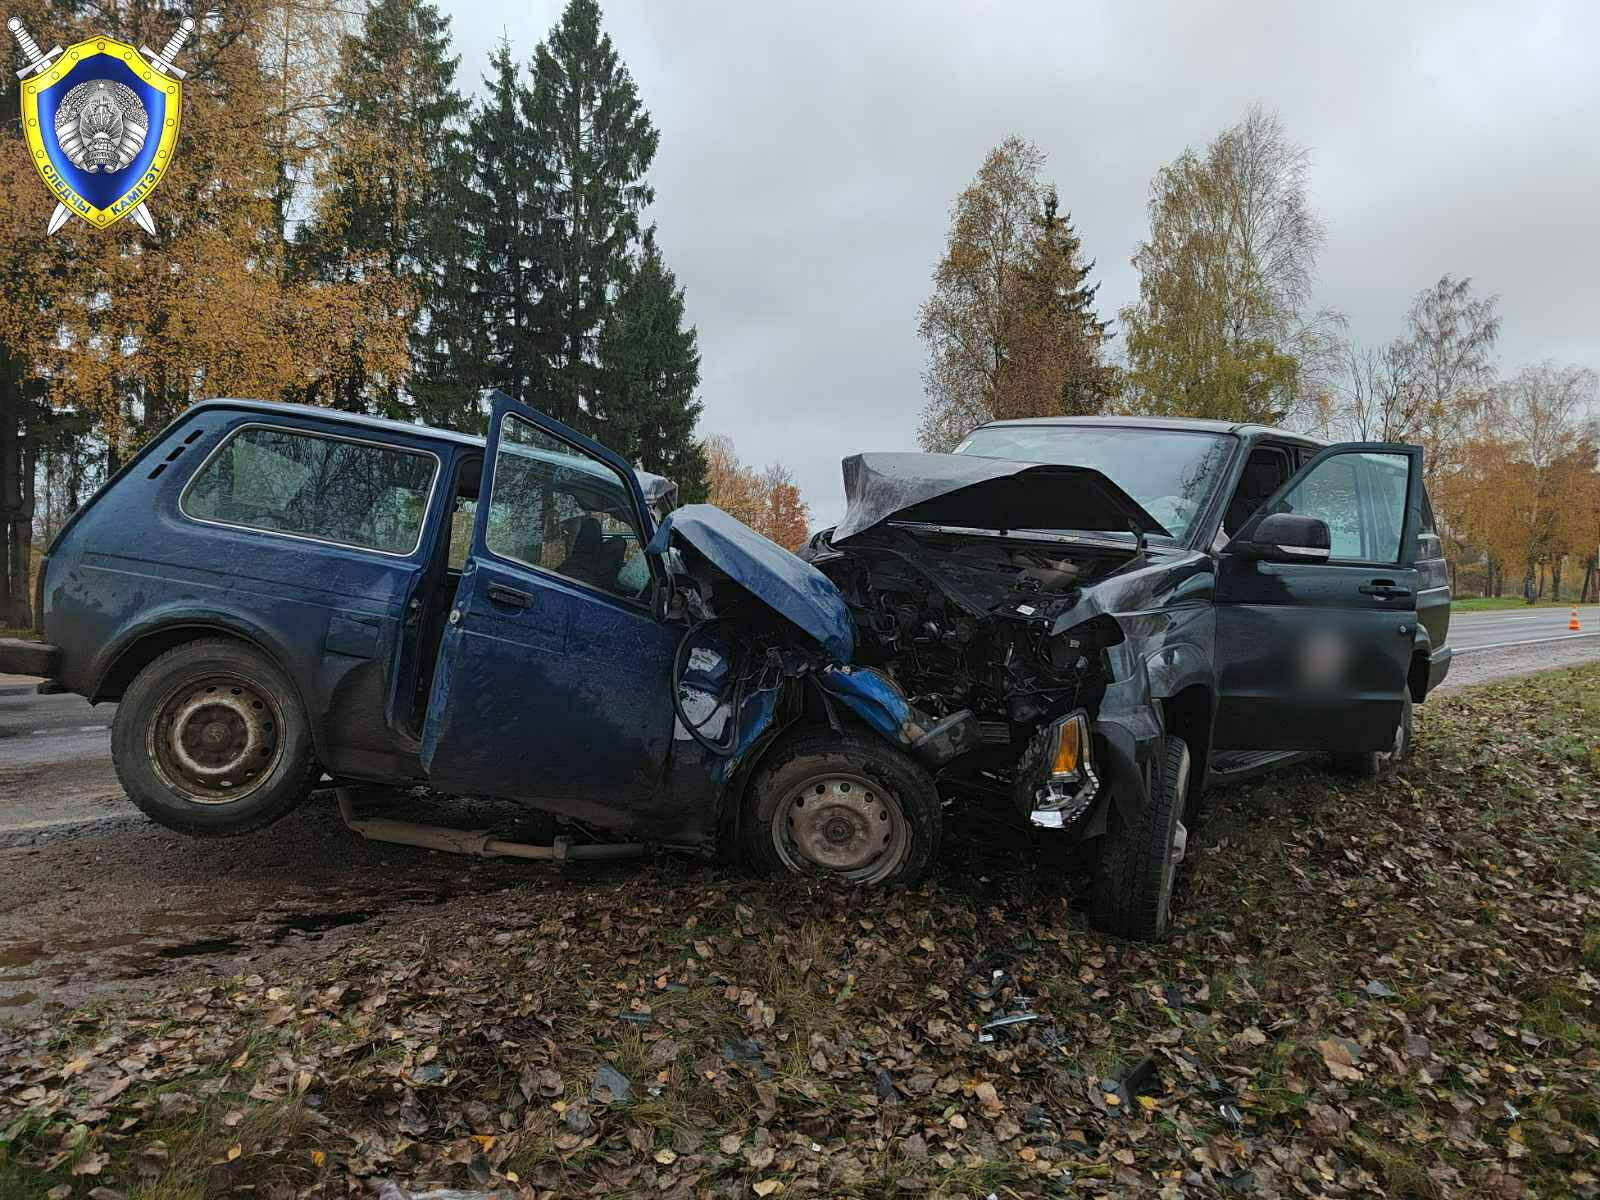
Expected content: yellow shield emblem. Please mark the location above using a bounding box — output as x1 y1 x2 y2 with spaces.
17 32 185 231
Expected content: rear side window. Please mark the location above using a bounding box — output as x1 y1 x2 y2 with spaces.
182 425 437 555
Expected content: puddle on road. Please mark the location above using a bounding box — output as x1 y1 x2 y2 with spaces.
156 937 244 959
0 895 415 1013
277 910 372 937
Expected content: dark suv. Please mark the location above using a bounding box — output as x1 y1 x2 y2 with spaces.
2 397 1448 939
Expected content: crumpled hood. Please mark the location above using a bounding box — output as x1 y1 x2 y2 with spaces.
831 452 1169 543
649 504 854 662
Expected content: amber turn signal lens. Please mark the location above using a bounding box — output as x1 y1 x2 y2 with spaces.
1051 716 1081 777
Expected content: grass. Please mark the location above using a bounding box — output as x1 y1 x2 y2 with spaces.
1452 595 1586 612
2 665 1599 1197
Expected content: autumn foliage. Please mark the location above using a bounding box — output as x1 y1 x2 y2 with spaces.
704 434 811 550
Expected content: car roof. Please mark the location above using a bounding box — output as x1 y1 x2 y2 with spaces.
972 414 1327 445
188 398 486 449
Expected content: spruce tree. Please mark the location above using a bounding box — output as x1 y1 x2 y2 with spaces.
1001 189 1117 418
296 0 466 417
523 0 659 432
597 233 708 502
413 40 549 430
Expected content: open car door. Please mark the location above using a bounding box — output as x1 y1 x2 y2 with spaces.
1212 442 1424 753
420 395 680 807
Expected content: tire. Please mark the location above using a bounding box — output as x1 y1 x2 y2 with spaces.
1091 735 1191 941
111 637 317 836
1331 694 1413 779
744 727 940 886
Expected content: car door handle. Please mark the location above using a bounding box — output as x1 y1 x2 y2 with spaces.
487 584 532 609
1359 582 1411 599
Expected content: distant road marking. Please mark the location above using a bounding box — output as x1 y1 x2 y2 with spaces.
1455 632 1600 654
1456 610 1595 624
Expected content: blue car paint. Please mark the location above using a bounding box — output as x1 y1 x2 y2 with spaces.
813 664 920 744
42 402 471 785
34 396 931 851
648 504 855 662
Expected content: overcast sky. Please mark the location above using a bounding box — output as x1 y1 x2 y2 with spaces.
440 0 1600 527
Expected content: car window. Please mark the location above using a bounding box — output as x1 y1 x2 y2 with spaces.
1364 454 1410 562
1223 446 1291 537
485 413 650 600
182 425 436 555
1270 449 1411 563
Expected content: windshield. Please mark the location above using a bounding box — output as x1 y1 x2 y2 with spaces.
953 425 1236 542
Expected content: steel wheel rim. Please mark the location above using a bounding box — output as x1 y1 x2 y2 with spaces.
771 772 909 885
147 673 284 805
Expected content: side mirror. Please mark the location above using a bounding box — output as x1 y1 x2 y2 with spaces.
1229 513 1332 563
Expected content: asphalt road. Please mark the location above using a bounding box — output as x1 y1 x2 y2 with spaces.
1448 603 1600 653
2 604 1598 842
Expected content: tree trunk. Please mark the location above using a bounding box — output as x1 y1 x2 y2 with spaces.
0 388 15 625
0 374 35 629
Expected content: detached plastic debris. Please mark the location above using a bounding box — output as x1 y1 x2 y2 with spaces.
977 1012 1040 1042
590 1064 632 1103
379 1185 507 1200
1101 1055 1161 1111
1364 979 1397 998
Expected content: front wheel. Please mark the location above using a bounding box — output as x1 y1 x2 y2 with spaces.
112 637 317 836
744 728 940 886
1091 735 1191 940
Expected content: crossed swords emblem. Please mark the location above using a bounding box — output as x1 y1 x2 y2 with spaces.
7 15 194 235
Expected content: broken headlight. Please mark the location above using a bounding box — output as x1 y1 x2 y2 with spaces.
1029 709 1099 829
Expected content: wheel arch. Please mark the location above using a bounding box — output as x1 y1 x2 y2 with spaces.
1159 683 1214 796
94 619 294 701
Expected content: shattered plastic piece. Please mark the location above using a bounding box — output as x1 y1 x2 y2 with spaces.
590 1064 632 1104
722 1038 765 1062
1218 1103 1244 1128
980 1013 1040 1031
378 1185 503 1200
563 1105 594 1135
1363 979 1397 998
1222 1168 1257 1193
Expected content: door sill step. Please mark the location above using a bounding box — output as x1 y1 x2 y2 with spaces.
1209 749 1310 781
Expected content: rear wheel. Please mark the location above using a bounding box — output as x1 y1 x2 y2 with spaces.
744 728 940 886
1331 694 1413 779
112 638 316 836
1091 735 1191 940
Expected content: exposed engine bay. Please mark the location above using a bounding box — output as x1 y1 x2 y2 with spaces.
805 530 1128 732
652 451 1160 830
800 526 1133 819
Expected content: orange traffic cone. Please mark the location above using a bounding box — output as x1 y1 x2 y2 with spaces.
1570 606 1582 631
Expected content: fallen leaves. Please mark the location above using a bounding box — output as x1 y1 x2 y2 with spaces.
1316 1037 1365 1083
0 667 1596 1197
